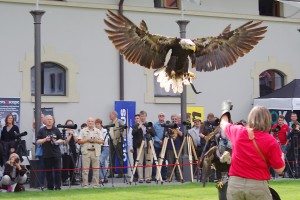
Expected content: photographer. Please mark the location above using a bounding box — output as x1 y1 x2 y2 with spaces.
286 112 300 178
199 113 217 155
78 117 104 188
271 115 289 154
108 111 125 178
132 110 155 183
0 153 27 192
37 115 65 190
60 119 79 186
165 114 183 182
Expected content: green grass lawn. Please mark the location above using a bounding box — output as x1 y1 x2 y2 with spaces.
0 180 299 200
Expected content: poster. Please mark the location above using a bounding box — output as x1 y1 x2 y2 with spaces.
0 97 20 128
187 106 204 126
114 101 136 174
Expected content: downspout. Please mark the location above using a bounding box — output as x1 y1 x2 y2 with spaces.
119 0 125 100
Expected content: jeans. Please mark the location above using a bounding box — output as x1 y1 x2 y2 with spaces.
36 156 45 186
99 146 110 179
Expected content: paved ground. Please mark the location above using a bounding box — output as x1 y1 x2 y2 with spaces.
23 175 299 192
24 175 188 191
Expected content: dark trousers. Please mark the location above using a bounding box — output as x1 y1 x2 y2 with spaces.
44 156 62 189
61 153 77 182
37 156 45 186
110 142 124 174
132 147 138 179
152 147 166 179
166 149 180 180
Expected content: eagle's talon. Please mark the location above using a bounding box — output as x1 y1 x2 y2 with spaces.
217 181 223 189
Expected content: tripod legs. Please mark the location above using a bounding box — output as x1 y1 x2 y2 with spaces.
130 140 145 184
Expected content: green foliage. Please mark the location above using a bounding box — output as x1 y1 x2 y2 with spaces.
0 180 299 200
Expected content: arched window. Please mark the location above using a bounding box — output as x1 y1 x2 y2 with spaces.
31 62 66 96
259 70 284 96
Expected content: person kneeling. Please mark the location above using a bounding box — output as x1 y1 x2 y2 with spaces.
0 153 27 192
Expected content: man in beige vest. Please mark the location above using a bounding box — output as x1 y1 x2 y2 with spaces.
78 117 104 188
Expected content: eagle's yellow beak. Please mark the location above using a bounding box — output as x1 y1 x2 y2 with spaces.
191 46 196 52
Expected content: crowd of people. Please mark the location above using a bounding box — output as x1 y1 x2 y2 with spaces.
0 107 298 196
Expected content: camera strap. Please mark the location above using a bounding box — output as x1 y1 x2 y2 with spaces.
247 128 268 166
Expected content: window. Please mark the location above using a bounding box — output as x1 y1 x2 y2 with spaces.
259 0 281 17
153 74 180 97
259 70 284 96
31 62 66 96
154 0 179 9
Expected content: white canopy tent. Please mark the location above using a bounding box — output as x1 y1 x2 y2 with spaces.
253 79 300 110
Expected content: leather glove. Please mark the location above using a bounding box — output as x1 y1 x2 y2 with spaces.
221 100 233 123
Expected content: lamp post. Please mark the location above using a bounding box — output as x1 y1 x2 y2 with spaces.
30 9 45 138
176 19 191 182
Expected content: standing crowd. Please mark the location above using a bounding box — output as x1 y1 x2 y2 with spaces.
0 106 297 200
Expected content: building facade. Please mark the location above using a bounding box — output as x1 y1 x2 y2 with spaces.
1 0 300 146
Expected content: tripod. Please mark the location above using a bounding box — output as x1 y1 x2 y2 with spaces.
15 137 43 190
129 134 160 184
105 127 128 186
156 130 184 183
292 132 299 178
274 132 295 179
169 134 198 182
61 128 80 188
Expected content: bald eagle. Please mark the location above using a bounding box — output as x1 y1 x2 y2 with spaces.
104 10 267 93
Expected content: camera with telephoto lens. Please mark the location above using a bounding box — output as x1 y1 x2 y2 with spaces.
207 118 220 132
57 124 77 129
14 131 28 139
143 122 153 128
161 123 178 129
272 125 281 133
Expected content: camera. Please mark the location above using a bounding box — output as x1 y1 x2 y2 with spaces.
291 124 299 132
14 131 28 139
161 123 178 129
143 122 153 128
272 125 281 133
14 157 20 164
103 124 115 129
57 124 77 129
50 135 59 146
182 121 191 129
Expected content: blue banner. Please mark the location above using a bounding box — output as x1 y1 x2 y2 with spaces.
0 97 20 128
114 101 136 173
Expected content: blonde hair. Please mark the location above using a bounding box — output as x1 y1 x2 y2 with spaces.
247 106 271 132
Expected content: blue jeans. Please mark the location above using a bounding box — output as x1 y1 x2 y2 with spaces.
37 156 45 186
99 146 110 179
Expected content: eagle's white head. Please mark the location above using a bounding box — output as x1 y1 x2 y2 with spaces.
179 39 196 52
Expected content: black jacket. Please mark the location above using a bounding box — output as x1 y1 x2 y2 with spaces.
132 123 155 148
3 162 27 180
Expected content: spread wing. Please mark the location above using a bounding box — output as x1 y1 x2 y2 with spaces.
192 21 267 72
104 10 178 69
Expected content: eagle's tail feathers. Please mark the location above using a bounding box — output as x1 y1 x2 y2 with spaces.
154 67 196 93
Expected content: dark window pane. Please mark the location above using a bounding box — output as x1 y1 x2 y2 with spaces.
259 70 284 96
31 62 66 96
